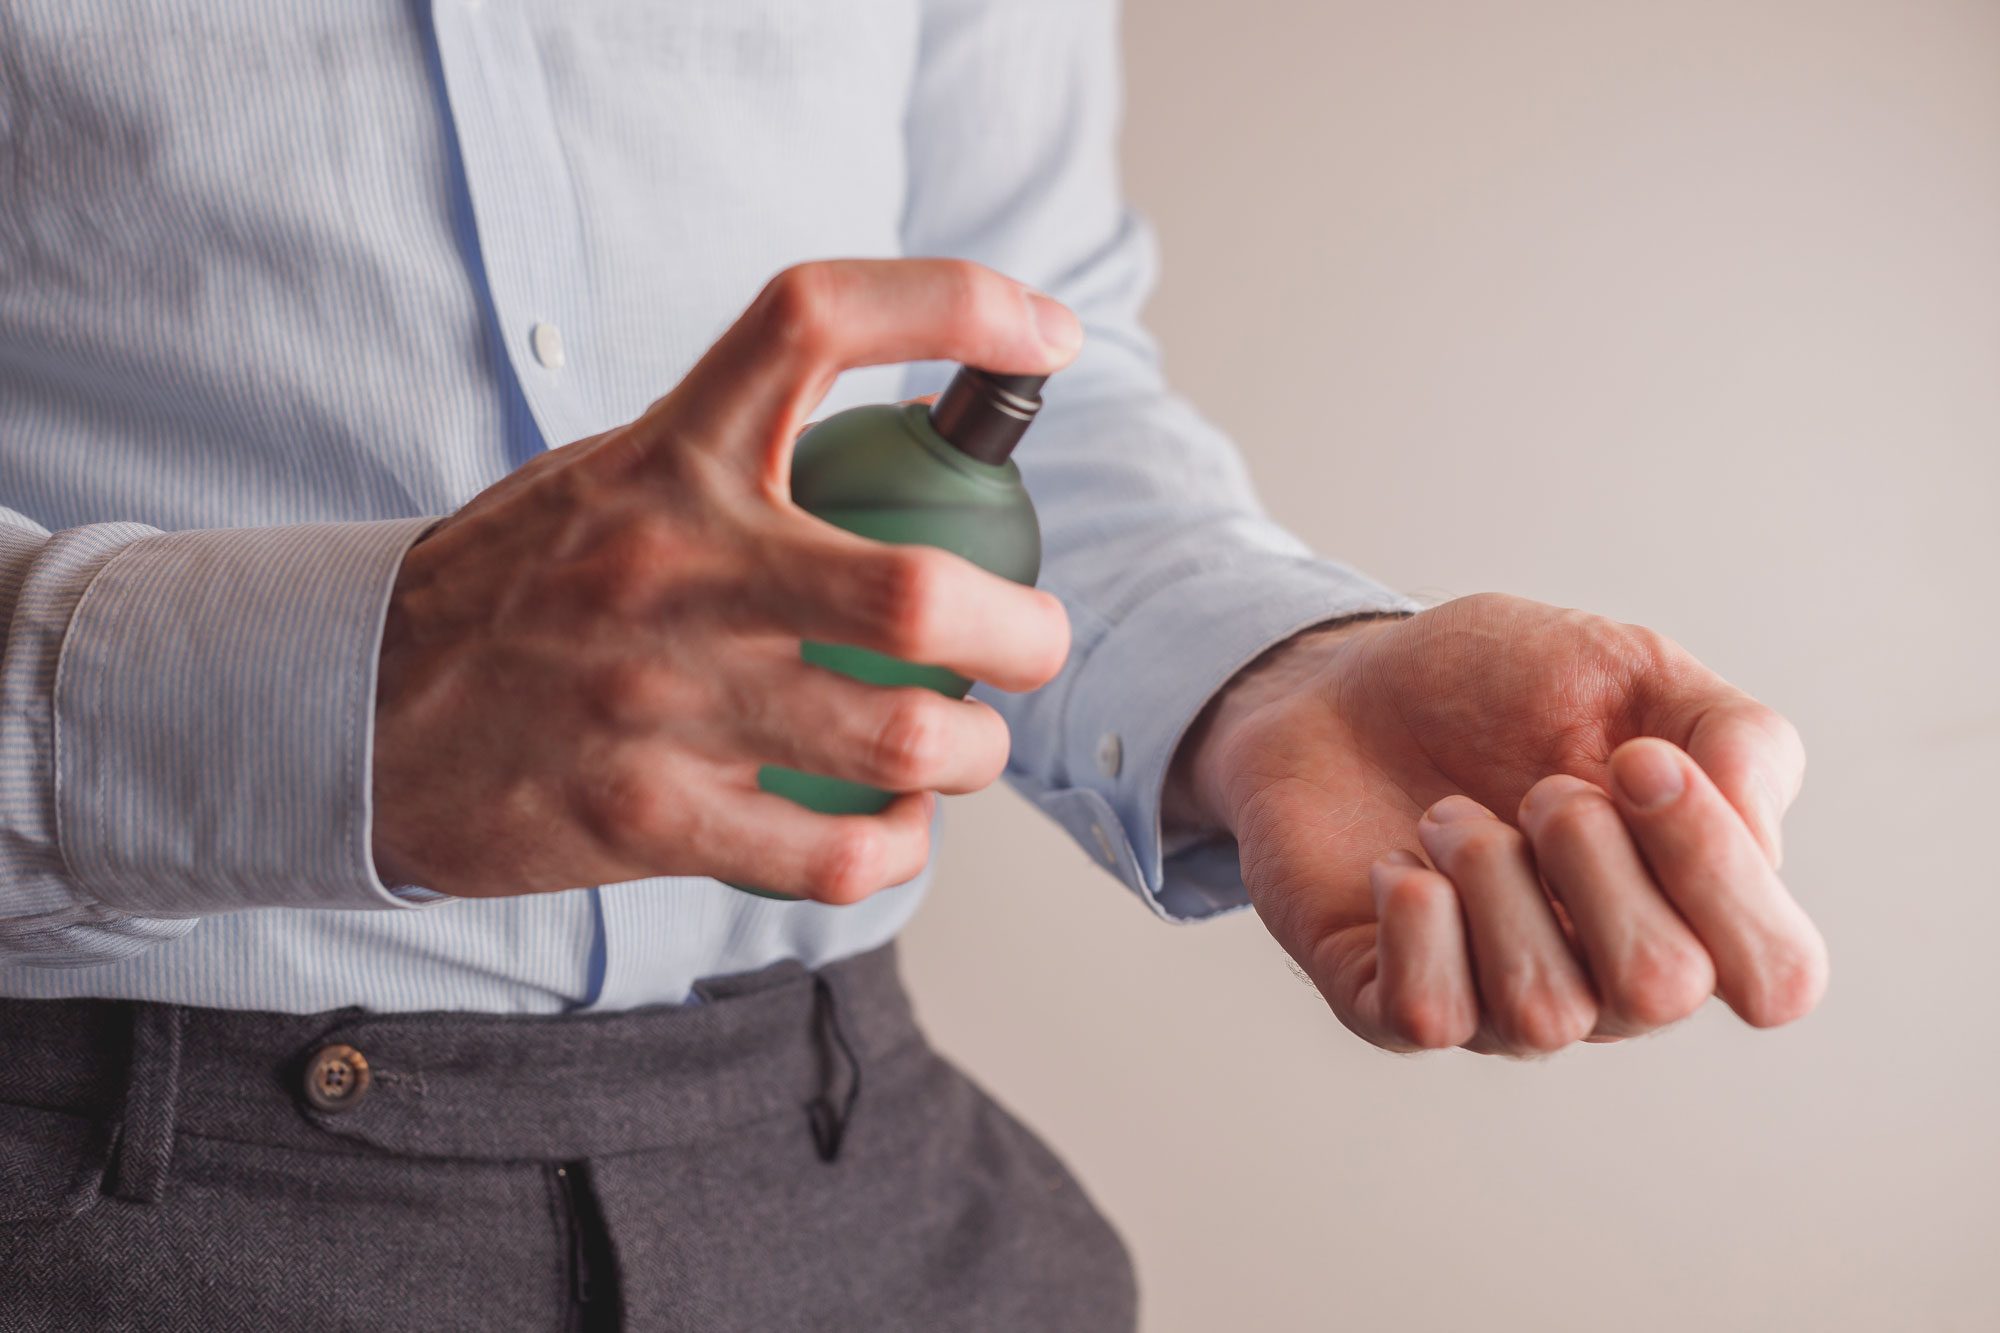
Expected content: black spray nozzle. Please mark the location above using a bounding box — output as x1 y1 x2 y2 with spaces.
928 367 1047 465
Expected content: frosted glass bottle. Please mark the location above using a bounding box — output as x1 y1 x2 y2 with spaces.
731 368 1047 897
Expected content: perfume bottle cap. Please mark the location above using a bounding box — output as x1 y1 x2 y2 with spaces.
928 367 1047 465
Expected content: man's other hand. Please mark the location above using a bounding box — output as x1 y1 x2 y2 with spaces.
1169 593 1828 1055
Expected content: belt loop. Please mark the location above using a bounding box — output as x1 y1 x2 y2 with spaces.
107 1003 185 1204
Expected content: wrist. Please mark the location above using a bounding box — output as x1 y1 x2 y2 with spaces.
1164 613 1403 834
370 529 451 892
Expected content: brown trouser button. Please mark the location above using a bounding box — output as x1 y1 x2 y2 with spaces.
303 1043 372 1113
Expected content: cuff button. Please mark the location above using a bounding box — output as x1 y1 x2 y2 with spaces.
1094 732 1123 779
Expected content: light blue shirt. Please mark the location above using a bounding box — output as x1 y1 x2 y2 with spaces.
0 0 1414 1012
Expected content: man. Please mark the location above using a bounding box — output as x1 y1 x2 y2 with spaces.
0 2 1825 1329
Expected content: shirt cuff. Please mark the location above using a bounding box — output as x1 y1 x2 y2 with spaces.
1025 560 1422 922
52 517 443 916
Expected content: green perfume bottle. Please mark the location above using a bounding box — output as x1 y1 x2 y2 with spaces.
732 367 1047 897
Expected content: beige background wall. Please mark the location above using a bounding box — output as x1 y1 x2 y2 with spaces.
901 3 2000 1330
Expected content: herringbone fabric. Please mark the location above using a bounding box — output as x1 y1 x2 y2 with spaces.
0 945 1137 1332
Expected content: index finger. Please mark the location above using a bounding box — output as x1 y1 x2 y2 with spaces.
1640 664 1806 870
1680 696 1807 869
1608 737 1828 1028
663 260 1082 480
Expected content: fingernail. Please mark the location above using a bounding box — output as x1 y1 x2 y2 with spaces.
1423 795 1489 824
1025 289 1082 357
1613 741 1685 811
1379 848 1423 866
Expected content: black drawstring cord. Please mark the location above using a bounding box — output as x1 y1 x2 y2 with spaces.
806 974 862 1163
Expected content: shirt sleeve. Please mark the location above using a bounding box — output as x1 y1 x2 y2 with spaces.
0 508 441 967
900 0 1423 921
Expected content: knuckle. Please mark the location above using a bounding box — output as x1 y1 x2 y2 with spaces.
1378 869 1448 919
1517 773 1590 828
805 825 889 905
1436 820 1526 880
575 763 670 856
959 267 1018 348
868 695 949 788
1740 936 1830 1028
589 659 683 727
1500 976 1598 1054
590 515 684 613
1385 991 1470 1052
756 263 839 354
1607 939 1715 1029
1528 783 1614 849
1626 622 1680 669
939 259 988 321
1600 619 1688 688
915 258 994 328
866 548 949 658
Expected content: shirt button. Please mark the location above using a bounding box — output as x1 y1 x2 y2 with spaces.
1095 732 1123 778
303 1043 372 1113
530 321 566 370
1090 822 1117 865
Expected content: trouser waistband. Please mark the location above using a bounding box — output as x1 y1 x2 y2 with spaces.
0 944 915 1172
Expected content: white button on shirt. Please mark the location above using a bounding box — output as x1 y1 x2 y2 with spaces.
0 2 1416 1013
530 322 566 370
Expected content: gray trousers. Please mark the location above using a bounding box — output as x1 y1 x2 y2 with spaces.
0 945 1137 1331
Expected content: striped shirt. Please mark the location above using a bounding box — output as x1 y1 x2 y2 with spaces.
0 0 1412 1012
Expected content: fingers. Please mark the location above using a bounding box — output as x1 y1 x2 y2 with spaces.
1605 738 1828 1027
1360 754 1823 1058
664 259 1082 475
1516 776 1716 1037
1416 798 1599 1055
1360 851 1480 1052
569 734 940 902
700 788 937 904
1635 651 1806 870
756 527 1071 693
726 659 1013 796
576 755 937 904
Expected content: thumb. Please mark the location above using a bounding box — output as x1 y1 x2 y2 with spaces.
1672 694 1806 869
664 259 1079 492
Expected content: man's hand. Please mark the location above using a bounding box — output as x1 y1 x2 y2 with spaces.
372 259 1078 902
1169 593 1827 1055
